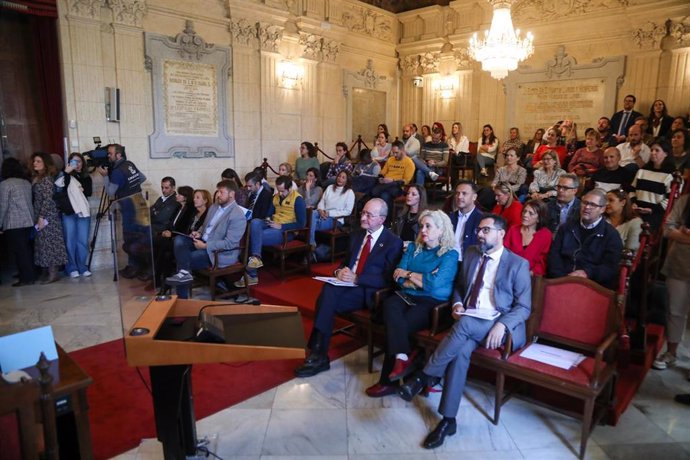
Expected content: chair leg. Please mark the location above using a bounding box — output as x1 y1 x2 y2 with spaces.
494 371 505 425
367 322 374 373
209 275 216 300
580 397 595 459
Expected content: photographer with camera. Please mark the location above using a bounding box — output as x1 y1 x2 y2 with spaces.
96 144 145 199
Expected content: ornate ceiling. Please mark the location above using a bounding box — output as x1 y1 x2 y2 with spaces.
358 0 451 14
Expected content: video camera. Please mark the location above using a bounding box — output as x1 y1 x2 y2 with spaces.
83 136 109 169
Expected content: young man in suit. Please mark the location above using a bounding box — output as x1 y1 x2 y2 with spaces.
294 198 404 377
447 180 483 265
611 94 643 145
165 180 247 298
244 171 272 220
398 214 531 449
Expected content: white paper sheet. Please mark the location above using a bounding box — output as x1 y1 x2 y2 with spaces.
519 343 586 370
313 276 357 287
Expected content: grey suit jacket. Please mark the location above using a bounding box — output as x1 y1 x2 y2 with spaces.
0 178 35 230
200 201 247 268
452 245 532 348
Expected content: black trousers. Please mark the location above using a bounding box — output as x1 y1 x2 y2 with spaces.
4 227 35 283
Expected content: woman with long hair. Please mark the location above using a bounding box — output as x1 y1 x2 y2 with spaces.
295 141 320 181
221 168 248 206
631 139 675 232
298 167 323 208
0 157 35 286
605 188 643 251
647 99 674 141
58 152 93 277
365 210 458 397
31 152 67 283
392 184 428 247
324 142 353 187
533 127 567 168
308 170 355 246
371 131 392 160
190 189 212 233
491 149 527 198
492 181 523 229
528 150 565 200
432 121 447 142
421 124 432 143
477 124 499 177
523 128 545 168
504 199 552 275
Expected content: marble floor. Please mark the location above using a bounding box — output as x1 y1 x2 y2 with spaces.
1 269 690 460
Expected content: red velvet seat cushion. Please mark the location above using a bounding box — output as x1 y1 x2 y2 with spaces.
269 240 308 250
507 344 602 387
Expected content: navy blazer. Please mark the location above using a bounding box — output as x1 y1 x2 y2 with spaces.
610 110 643 138
447 207 483 258
251 186 273 220
546 198 580 234
340 228 403 308
452 246 532 349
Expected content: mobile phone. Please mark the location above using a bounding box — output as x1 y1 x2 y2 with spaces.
70 159 78 167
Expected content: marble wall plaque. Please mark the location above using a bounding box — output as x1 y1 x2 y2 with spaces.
352 88 386 144
164 60 218 137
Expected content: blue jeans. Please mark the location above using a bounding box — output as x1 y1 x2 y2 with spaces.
247 218 290 277
309 214 340 245
412 157 429 185
172 236 211 298
62 214 91 274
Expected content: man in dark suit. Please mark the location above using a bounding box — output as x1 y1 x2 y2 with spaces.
243 171 272 220
610 94 643 145
398 214 531 449
546 174 581 234
294 198 404 377
447 180 483 265
150 177 181 236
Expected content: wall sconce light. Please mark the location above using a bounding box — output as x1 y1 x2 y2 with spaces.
412 76 423 88
278 60 304 89
434 76 457 99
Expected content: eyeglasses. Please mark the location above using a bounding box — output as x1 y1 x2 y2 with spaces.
476 226 498 235
556 185 577 190
361 211 382 219
581 200 605 208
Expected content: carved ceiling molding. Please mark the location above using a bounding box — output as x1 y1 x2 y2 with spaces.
354 59 387 88
419 52 440 74
67 0 104 19
632 21 667 49
342 6 393 41
298 33 340 63
513 0 628 22
400 55 420 75
230 18 258 47
544 46 577 79
106 0 147 27
258 23 283 53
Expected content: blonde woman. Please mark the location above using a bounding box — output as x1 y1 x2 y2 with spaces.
366 210 458 397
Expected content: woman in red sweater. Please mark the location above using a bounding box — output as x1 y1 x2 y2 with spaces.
504 199 553 276
492 182 523 229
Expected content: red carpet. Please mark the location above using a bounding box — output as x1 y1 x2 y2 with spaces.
69 261 360 459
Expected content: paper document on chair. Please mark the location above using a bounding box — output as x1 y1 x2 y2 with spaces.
520 343 586 370
459 309 500 321
313 276 357 287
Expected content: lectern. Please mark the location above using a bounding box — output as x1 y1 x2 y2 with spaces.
123 296 305 459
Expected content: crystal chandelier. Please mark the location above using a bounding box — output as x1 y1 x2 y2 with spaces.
468 0 534 80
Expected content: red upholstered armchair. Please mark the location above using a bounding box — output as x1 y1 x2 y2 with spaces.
498 276 619 460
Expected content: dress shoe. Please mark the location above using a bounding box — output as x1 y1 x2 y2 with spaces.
365 383 397 398
12 280 35 287
398 374 427 402
389 350 418 381
119 265 138 279
294 354 330 378
423 418 457 449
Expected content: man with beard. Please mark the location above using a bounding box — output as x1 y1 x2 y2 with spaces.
617 124 650 173
596 117 616 148
397 214 531 449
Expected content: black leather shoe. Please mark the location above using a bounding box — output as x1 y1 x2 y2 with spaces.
294 354 330 378
398 374 427 402
423 418 457 449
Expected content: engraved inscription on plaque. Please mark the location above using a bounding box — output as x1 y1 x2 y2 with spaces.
352 88 386 144
163 60 218 137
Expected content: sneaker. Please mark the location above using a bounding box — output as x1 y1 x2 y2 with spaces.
429 171 439 182
82 270 92 277
234 276 258 288
652 351 677 370
247 256 263 269
69 271 80 278
165 270 193 286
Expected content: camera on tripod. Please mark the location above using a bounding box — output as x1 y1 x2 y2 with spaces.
83 136 109 169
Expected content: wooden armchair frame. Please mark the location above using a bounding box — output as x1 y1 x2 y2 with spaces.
194 228 250 300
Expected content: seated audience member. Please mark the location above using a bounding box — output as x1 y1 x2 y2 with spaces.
371 131 392 161
366 210 458 397
596 117 616 148
669 116 688 136
631 139 675 232
277 163 298 192
547 188 623 289
533 127 567 168
189 189 212 233
402 123 421 159
222 168 248 207
611 94 643 145
421 124 432 143
398 213 531 449
670 128 690 178
392 184 428 247
323 142 354 187
352 149 381 193
523 128 545 168
447 180 483 264
294 198 403 377
476 124 499 177
499 127 525 167
155 185 194 288
617 124 650 172
415 126 448 184
492 149 527 199
447 121 470 158
634 116 655 147
166 180 247 298
568 129 604 177
244 171 273 220
590 147 635 192
151 177 181 238
295 141 321 182
528 150 565 201
605 188 643 252
308 170 355 246
652 193 690 371
647 99 674 141
298 167 323 208
375 123 390 143
240 175 307 286
371 140 415 218
432 121 447 142
492 182 523 229
546 174 581 233
504 199 552 275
